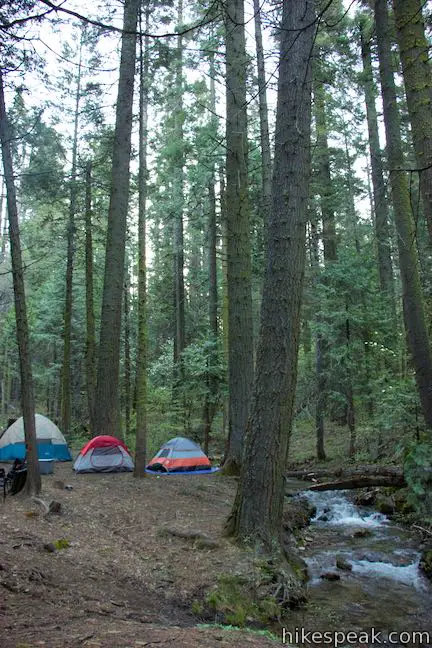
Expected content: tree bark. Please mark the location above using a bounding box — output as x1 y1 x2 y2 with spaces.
342 126 359 454
1 344 10 418
220 165 229 439
123 261 131 438
172 0 186 426
359 18 396 306
310 219 326 461
223 0 254 475
0 175 6 262
313 66 339 461
393 0 432 245
0 70 40 495
203 49 219 456
226 0 315 547
134 4 150 477
253 0 272 235
84 161 96 430
93 0 139 438
61 34 83 437
375 0 432 433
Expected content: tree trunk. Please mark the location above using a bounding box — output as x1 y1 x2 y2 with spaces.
0 70 40 495
123 261 131 438
1 345 10 418
202 50 219 455
345 313 356 457
61 35 82 437
134 4 150 477
342 128 358 455
393 0 432 245
0 175 6 262
93 0 139 438
223 0 254 475
314 71 337 263
84 161 96 430
359 18 396 307
226 0 315 547
172 0 186 427
375 0 432 434
220 165 229 439
313 67 339 461
310 220 326 461
253 0 272 235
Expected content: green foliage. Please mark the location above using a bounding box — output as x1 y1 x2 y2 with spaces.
205 573 263 627
203 555 304 629
53 538 70 550
144 336 225 453
401 440 432 514
372 375 419 433
1 0 430 475
196 623 279 642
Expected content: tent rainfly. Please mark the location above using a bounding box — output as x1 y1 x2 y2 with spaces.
74 435 134 473
0 414 72 461
146 437 212 473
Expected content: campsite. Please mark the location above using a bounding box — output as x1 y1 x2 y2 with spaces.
1 455 287 648
1 456 430 648
1 461 265 647
1 419 432 647
2 0 432 646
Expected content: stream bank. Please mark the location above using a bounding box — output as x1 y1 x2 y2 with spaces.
282 486 432 646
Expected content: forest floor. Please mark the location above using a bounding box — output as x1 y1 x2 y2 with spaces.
0 463 282 648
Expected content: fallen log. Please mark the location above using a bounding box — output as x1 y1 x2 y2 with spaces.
286 465 404 481
307 474 406 492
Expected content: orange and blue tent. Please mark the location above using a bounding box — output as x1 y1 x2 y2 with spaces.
146 437 216 474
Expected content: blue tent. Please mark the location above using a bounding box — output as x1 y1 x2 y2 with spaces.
0 414 72 461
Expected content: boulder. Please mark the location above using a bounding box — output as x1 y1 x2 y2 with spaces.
320 572 340 581
282 497 316 532
336 555 352 571
419 549 432 580
354 489 376 506
375 494 395 515
352 528 373 538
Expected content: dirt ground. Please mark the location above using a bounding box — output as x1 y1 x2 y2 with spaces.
0 463 280 647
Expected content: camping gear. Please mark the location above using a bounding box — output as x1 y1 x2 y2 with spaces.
146 437 212 473
0 414 72 461
39 459 54 474
73 435 134 473
0 460 27 500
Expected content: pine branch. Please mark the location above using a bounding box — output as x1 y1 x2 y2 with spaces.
37 0 221 40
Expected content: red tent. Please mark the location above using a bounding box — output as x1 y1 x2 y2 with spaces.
74 435 134 473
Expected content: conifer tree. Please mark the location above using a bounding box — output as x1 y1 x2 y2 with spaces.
393 0 432 245
359 15 396 328
134 3 150 477
0 71 40 495
93 0 140 438
61 30 84 437
223 0 254 474
374 0 432 433
226 0 315 547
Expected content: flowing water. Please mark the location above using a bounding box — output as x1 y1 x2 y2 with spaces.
283 489 432 647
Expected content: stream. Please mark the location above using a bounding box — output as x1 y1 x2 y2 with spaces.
284 488 432 646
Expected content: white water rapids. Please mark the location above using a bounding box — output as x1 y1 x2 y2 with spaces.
302 490 430 592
